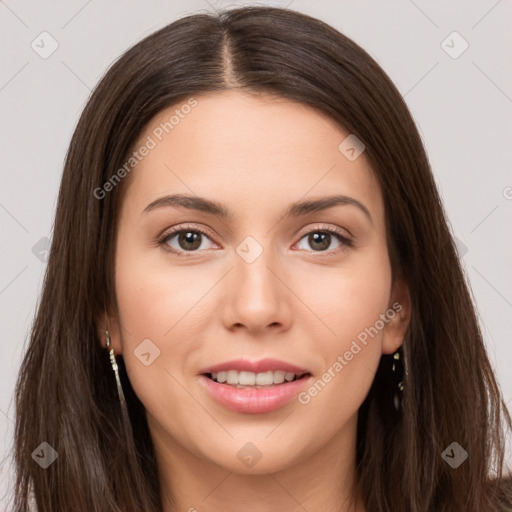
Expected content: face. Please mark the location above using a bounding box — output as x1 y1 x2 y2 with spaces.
101 90 410 477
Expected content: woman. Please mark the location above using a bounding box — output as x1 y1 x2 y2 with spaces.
12 5 512 511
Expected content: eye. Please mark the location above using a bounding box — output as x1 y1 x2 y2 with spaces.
157 225 216 256
157 223 353 257
294 225 352 254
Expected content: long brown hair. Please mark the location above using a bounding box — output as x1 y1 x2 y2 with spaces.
11 6 512 511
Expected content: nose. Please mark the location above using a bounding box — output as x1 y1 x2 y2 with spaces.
222 240 292 335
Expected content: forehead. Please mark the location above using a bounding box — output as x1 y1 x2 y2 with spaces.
121 91 384 226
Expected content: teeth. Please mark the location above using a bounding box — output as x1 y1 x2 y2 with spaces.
216 371 227 383
227 370 239 385
210 370 303 386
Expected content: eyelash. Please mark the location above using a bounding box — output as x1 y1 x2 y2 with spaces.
156 223 353 257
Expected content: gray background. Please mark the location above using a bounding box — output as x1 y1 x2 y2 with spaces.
1 0 511 506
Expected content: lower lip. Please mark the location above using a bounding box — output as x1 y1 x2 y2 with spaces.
199 374 312 414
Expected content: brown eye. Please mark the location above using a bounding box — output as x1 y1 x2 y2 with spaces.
296 228 351 253
158 227 216 256
307 232 331 251
175 231 203 251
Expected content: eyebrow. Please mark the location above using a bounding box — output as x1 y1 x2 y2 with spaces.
142 193 373 224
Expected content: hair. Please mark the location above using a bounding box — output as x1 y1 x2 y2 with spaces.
9 5 511 512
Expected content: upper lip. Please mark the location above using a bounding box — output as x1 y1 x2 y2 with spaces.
199 358 310 375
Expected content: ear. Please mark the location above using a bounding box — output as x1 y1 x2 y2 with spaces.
381 275 411 355
96 307 123 354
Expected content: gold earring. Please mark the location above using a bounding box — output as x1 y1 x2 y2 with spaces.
106 330 128 411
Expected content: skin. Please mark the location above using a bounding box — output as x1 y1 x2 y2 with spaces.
99 90 411 512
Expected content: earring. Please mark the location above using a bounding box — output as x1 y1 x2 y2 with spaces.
106 330 128 411
391 346 405 411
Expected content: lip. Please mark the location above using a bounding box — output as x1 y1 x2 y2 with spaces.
198 358 309 375
198 373 313 414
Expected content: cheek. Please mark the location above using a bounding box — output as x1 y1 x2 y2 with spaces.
114 237 212 335
293 241 392 349
292 245 391 410
112 240 203 405
113 267 205 440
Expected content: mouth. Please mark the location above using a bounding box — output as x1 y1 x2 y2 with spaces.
199 370 313 414
203 370 311 389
